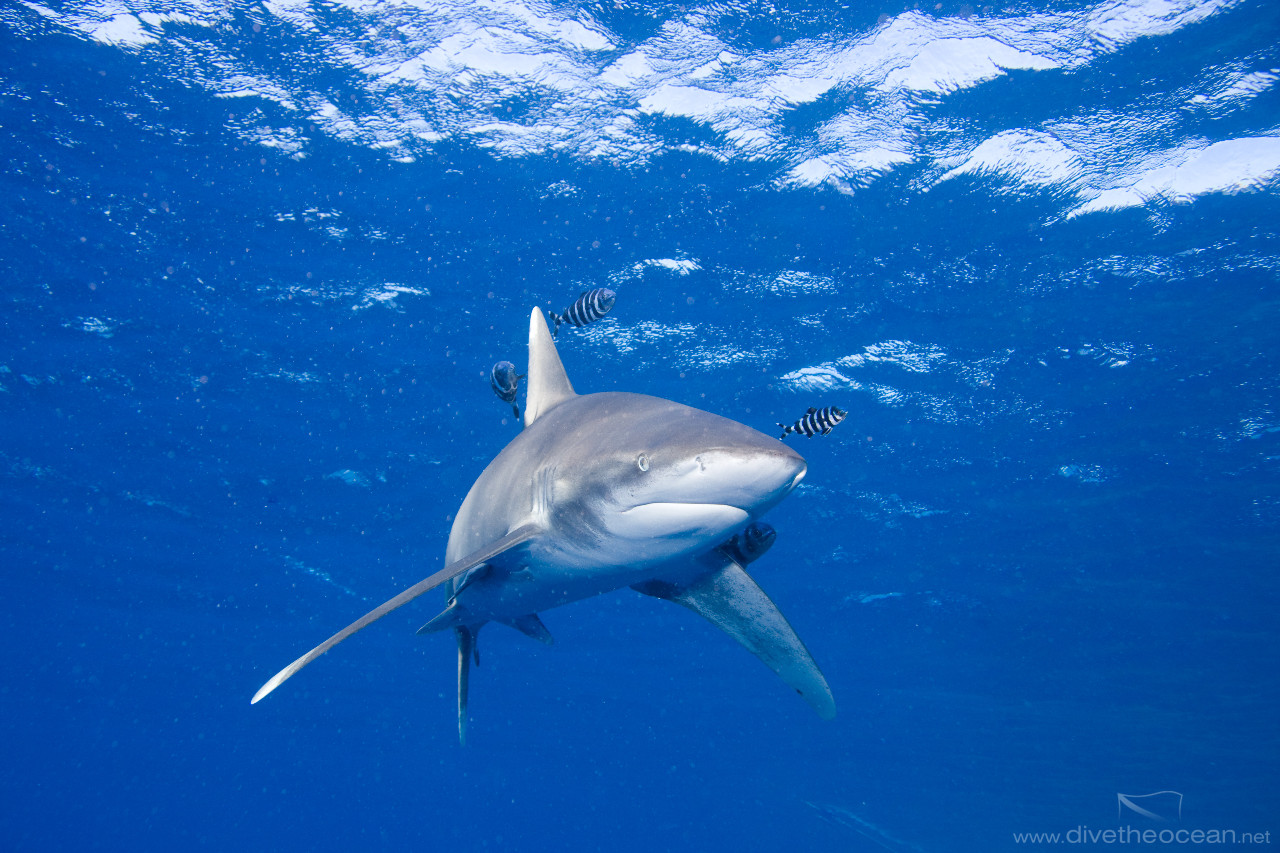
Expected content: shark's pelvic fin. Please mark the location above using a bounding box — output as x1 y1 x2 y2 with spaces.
633 560 836 720
522 307 576 428
250 523 542 705
455 625 478 746
501 613 555 645
416 601 462 635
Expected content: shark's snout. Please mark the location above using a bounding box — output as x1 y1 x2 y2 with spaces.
787 456 806 490
655 440 806 520
751 443 806 515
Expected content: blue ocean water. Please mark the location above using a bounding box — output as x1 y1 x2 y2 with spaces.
2 0 1278 849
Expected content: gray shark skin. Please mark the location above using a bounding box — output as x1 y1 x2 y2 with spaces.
252 307 834 740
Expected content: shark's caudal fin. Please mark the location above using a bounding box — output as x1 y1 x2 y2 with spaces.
522 307 576 427
634 560 836 720
250 523 542 705
455 625 478 746
451 614 551 743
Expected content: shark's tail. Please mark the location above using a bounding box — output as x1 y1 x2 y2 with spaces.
455 625 479 745
777 423 793 440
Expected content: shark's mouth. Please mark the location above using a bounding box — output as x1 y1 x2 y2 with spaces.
612 502 749 540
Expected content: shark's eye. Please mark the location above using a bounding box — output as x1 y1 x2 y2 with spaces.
636 453 649 472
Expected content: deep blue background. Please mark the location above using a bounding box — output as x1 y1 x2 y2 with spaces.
2 1 1277 849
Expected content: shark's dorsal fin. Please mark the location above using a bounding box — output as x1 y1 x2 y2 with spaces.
633 559 836 720
523 307 576 427
251 523 542 705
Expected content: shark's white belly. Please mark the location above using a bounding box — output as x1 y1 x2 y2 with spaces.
452 562 659 624
449 510 749 626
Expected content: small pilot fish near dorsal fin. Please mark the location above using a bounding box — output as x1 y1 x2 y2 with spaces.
523 307 576 427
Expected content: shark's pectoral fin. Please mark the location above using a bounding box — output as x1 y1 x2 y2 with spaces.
250 523 543 705
501 613 554 645
633 561 836 720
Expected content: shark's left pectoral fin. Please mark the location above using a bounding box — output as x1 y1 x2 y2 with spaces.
634 562 836 720
251 523 543 705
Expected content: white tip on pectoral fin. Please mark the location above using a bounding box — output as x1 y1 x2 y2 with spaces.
250 523 542 705
634 560 836 720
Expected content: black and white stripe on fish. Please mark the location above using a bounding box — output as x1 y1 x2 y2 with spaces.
490 360 524 419
549 288 615 338
778 406 846 440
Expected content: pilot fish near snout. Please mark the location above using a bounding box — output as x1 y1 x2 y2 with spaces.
778 406 846 440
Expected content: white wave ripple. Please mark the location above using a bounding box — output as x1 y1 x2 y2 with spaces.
1069 136 1280 216
9 0 1268 216
777 342 1042 426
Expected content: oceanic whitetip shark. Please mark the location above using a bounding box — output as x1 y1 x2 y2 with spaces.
252 307 835 741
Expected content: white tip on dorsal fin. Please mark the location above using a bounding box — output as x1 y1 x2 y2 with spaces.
523 307 576 427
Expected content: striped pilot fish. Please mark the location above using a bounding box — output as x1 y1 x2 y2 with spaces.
778 406 846 440
489 360 524 419
549 287 615 338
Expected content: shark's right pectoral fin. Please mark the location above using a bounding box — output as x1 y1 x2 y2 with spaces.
251 523 543 705
633 561 836 720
